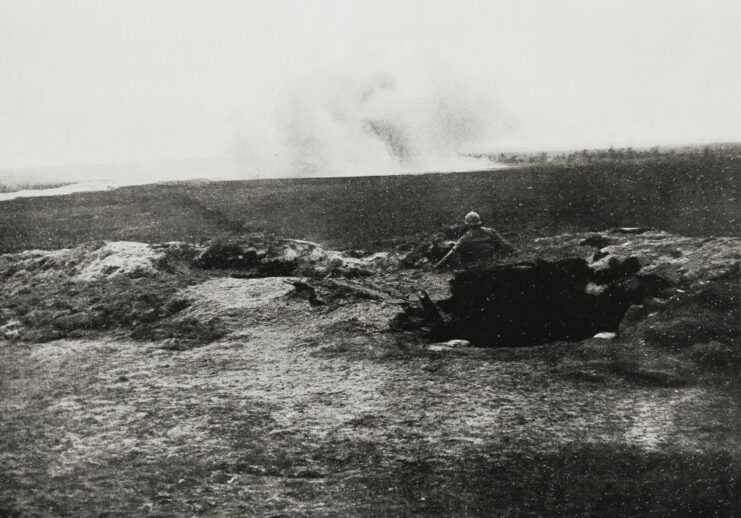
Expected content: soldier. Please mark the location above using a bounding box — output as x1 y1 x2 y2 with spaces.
434 211 514 269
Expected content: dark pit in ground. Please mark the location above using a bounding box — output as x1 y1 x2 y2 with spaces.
407 258 671 347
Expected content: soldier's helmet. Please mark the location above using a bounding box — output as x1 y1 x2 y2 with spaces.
464 211 482 226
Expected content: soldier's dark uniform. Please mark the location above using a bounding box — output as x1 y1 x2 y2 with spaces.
435 212 514 268
449 226 513 264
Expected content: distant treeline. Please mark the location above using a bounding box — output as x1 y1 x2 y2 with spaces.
475 143 741 165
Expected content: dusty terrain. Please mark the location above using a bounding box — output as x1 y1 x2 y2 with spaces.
1 227 740 516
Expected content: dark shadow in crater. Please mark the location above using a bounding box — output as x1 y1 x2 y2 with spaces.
398 258 671 347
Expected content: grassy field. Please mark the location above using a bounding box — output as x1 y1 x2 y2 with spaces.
2 334 739 517
0 151 739 254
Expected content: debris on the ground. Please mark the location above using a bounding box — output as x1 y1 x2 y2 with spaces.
195 234 390 278
444 339 471 348
1 227 740 517
0 229 737 368
283 279 326 306
593 332 617 339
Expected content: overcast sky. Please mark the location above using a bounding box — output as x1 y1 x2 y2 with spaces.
2 0 740 176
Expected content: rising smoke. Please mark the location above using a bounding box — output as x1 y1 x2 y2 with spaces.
233 51 501 177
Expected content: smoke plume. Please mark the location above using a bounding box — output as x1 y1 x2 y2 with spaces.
234 50 500 177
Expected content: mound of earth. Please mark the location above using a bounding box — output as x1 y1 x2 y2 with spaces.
5 227 737 357
532 228 741 286
0 234 409 344
529 230 741 365
0 227 738 361
194 234 396 278
394 228 740 357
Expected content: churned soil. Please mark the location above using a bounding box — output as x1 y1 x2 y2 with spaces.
1 230 740 516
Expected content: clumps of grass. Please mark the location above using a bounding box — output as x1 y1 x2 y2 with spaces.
632 280 741 370
605 359 688 387
690 341 741 368
361 445 740 517
634 279 738 337
0 271 197 343
644 313 738 350
164 297 191 315
127 288 230 348
131 316 229 348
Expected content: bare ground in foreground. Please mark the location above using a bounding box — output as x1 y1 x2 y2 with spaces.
2 270 740 516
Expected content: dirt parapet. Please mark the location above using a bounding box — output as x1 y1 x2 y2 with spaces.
393 229 741 375
0 241 201 342
532 229 741 286
0 234 406 345
1 230 739 361
194 234 397 278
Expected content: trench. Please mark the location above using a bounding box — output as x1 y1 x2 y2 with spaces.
419 258 671 347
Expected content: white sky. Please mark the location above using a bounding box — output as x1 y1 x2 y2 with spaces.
1 0 740 174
